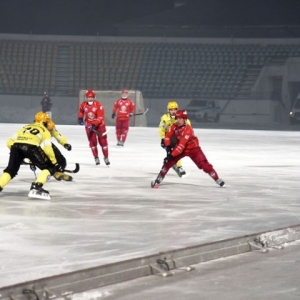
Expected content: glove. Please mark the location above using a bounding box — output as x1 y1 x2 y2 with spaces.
64 143 72 151
129 113 133 117
29 164 36 172
89 124 95 131
160 139 165 149
54 163 64 172
78 118 84 125
112 113 116 119
164 153 173 164
166 146 173 154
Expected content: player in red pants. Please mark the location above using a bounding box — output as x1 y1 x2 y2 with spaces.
152 110 225 188
78 90 110 166
111 89 135 146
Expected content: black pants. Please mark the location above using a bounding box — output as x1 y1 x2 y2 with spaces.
52 143 66 169
4 143 53 179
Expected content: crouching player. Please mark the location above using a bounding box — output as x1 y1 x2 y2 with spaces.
0 112 64 200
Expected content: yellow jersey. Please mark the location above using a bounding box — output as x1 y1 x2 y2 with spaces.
158 112 191 138
7 122 57 164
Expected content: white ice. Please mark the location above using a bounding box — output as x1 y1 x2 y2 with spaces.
0 124 300 287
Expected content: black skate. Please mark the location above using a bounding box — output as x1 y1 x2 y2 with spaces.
178 167 186 176
103 157 110 166
172 165 182 178
216 178 225 187
95 157 100 165
28 182 51 200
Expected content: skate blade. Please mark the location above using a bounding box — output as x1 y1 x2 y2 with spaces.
28 190 51 200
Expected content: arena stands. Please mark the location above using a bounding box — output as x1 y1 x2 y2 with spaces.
0 39 300 99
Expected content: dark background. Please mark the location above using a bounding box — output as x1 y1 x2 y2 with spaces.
1 0 300 37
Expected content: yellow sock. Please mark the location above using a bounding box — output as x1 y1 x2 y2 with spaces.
0 172 11 188
36 170 50 185
176 161 182 168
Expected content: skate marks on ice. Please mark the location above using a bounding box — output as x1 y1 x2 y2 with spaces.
1 125 300 287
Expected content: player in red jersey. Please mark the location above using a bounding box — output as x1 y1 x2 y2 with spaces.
152 110 225 188
78 90 110 166
111 89 135 146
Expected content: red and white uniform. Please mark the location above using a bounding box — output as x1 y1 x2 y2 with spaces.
78 100 108 158
112 98 135 142
162 123 219 180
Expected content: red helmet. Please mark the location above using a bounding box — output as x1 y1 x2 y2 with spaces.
85 90 96 99
121 89 129 99
175 110 188 119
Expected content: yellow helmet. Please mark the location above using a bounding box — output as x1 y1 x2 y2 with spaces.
167 101 178 110
35 112 48 124
47 118 55 131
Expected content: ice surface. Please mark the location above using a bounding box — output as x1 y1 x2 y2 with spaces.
0 124 300 287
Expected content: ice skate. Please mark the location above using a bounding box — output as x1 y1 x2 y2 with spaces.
103 157 110 166
178 167 186 176
151 174 164 188
28 182 51 200
216 178 225 187
0 186 2 192
117 141 122 146
172 165 182 178
95 157 100 165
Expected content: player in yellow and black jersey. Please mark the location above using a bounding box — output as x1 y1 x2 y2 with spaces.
0 112 64 199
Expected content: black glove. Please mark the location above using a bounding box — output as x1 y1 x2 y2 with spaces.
64 143 72 151
164 153 173 164
29 164 36 172
78 118 84 125
160 139 165 149
166 146 173 154
54 163 64 172
112 113 116 119
89 124 95 131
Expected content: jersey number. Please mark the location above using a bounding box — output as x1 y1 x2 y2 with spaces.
23 127 40 135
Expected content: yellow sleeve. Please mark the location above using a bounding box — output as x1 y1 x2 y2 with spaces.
51 128 68 146
35 124 57 164
6 133 17 149
40 135 57 164
158 114 169 139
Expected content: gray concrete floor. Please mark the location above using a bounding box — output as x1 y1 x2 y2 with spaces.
0 124 300 298
72 241 300 300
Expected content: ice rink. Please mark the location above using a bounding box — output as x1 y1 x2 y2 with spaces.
0 123 300 298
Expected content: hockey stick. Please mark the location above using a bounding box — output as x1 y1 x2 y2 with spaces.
132 108 149 116
91 127 110 136
23 160 80 174
22 160 37 178
85 125 110 136
64 163 80 173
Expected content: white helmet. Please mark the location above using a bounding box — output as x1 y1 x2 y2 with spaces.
121 89 129 99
